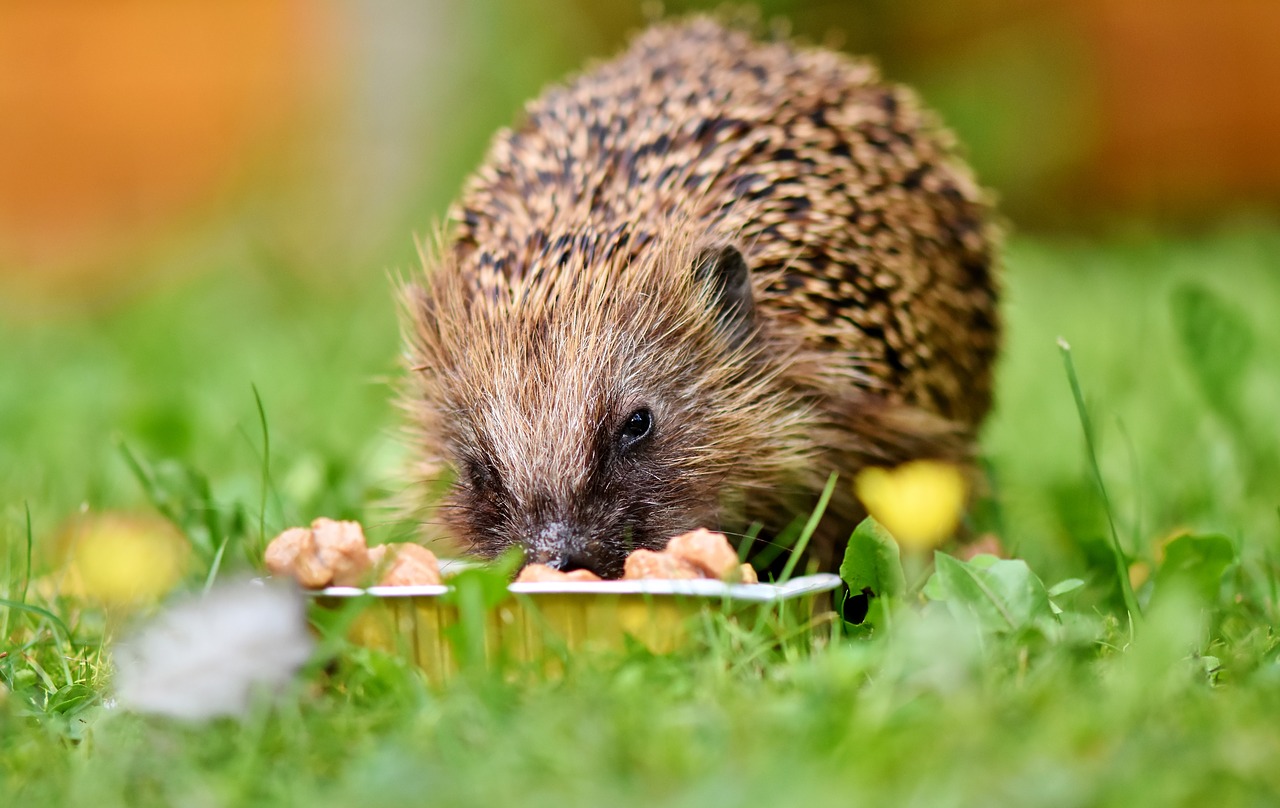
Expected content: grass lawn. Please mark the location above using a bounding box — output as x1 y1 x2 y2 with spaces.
2 224 1279 806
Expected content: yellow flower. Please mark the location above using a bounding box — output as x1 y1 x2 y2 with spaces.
58 514 190 604
854 460 968 551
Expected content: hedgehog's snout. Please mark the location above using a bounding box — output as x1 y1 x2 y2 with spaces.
523 520 614 578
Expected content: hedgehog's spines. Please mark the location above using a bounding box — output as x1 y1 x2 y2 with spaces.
405 16 1000 573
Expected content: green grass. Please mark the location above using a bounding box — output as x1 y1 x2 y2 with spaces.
3 224 1280 806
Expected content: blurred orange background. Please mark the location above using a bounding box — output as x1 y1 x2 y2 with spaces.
0 0 1276 292
0 1 332 279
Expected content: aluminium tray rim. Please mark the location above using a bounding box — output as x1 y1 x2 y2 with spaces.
316 572 843 603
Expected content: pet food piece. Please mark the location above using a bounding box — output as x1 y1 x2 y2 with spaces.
264 518 372 588
664 528 740 580
515 564 603 583
622 549 703 580
264 526 332 588
369 542 442 586
309 518 373 586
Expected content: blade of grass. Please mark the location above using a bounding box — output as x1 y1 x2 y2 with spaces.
0 598 73 642
778 471 838 582
20 502 32 604
1269 508 1280 623
1116 418 1143 561
748 520 802 574
735 521 764 562
252 383 271 548
117 438 181 527
204 536 230 594
1 505 36 644
1058 338 1141 620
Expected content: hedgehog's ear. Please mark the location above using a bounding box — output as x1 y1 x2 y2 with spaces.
693 243 755 346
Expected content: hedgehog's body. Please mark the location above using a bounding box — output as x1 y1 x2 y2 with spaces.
407 19 998 577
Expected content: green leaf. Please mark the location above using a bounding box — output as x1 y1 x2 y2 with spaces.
839 517 906 600
1046 578 1086 616
1047 578 1086 598
780 472 838 582
1170 284 1254 423
1059 339 1142 621
927 553 1055 634
442 547 523 613
45 683 96 717
1152 533 1236 606
0 598 73 641
442 548 523 671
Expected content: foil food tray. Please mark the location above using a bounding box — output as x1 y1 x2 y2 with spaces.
316 573 843 681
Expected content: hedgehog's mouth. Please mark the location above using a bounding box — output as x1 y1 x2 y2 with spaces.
523 548 616 578
520 553 623 580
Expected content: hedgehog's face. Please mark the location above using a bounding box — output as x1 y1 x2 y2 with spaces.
447 385 706 579
412 241 778 579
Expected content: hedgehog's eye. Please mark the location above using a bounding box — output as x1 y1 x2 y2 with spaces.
464 459 498 491
618 408 654 453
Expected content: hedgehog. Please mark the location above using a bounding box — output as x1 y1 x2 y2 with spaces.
403 17 999 578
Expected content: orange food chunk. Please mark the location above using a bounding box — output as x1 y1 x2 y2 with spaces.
622 549 703 580
264 525 331 588
311 518 374 586
664 528 740 580
369 542 442 586
264 518 372 588
515 564 603 583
